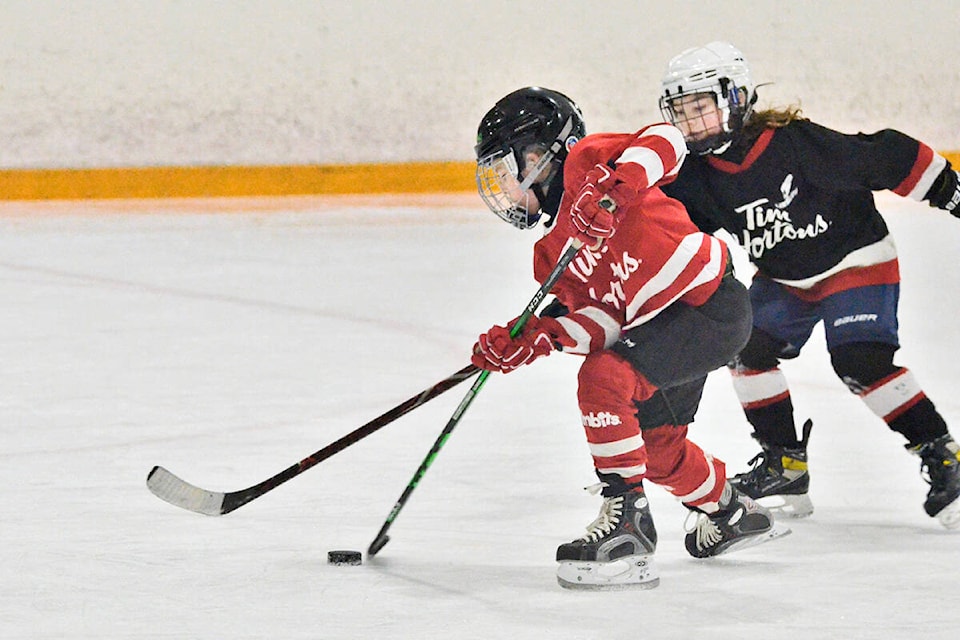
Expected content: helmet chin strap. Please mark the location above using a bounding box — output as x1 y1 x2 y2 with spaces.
710 140 733 155
707 90 759 155
536 168 566 227
516 116 575 193
516 115 577 226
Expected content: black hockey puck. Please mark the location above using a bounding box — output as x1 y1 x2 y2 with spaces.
327 550 362 565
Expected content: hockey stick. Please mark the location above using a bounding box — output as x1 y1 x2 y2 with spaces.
367 230 597 557
146 363 481 516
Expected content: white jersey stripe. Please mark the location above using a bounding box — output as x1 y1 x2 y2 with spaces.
904 154 947 200
673 454 718 503
772 234 898 289
577 307 622 348
615 124 687 186
587 434 645 458
616 146 665 186
554 315 593 355
554 306 621 355
638 123 687 165
623 233 723 329
596 463 648 478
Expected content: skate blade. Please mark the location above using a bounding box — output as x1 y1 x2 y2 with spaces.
714 522 792 557
557 554 659 591
756 493 814 518
936 496 960 530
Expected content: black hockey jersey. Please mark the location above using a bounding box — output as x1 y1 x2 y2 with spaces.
662 120 948 300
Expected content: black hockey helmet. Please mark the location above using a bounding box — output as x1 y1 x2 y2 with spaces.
475 87 585 229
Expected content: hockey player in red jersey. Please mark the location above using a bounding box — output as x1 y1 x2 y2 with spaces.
471 87 788 590
658 41 960 528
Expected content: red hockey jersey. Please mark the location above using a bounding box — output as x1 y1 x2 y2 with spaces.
533 123 730 355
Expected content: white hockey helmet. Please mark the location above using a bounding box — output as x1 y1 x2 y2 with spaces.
659 41 756 154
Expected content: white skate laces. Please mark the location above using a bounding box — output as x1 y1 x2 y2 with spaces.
579 483 624 542
683 492 791 558
684 505 747 552
556 482 660 590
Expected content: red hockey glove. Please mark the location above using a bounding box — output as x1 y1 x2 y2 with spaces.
569 164 622 245
471 315 574 374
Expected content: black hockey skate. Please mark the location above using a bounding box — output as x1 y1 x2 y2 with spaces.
910 434 960 529
684 483 790 559
729 419 814 518
556 484 658 590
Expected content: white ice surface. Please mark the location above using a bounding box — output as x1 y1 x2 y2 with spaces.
1 194 958 639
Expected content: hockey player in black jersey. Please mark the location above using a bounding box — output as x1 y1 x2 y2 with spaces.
657 41 960 529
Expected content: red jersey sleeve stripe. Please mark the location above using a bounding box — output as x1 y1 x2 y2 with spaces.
893 143 947 200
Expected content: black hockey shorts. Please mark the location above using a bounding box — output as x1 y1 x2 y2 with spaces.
611 274 752 429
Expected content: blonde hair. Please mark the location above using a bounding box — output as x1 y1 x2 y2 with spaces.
743 105 806 136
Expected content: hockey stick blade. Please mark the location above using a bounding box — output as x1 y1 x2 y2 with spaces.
368 533 390 556
147 465 227 516
147 363 481 516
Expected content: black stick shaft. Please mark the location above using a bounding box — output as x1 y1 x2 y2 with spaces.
368 239 584 555
215 363 480 513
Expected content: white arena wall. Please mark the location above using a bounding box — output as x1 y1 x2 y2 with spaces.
0 1 955 194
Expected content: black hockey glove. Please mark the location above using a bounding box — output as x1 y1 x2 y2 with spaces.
924 165 960 218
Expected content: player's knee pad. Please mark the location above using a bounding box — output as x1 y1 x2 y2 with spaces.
829 341 899 393
731 327 793 372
